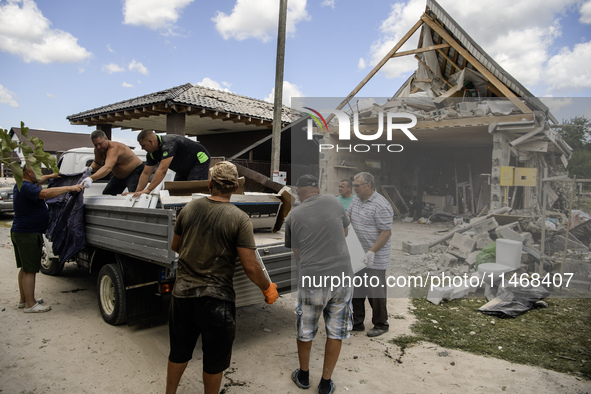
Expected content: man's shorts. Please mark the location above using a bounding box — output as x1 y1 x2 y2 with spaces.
295 285 353 342
168 296 236 374
11 232 43 273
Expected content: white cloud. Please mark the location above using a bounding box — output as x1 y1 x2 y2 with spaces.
102 63 125 74
580 1 591 24
128 60 148 75
122 82 134 88
212 0 310 42
545 41 591 91
542 97 573 114
322 0 335 9
106 44 114 53
196 77 232 92
46 92 57 99
0 0 91 63
264 80 304 107
0 83 18 107
358 57 366 70
123 0 194 31
365 0 580 93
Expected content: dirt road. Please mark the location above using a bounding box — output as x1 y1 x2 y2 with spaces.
1 219 590 393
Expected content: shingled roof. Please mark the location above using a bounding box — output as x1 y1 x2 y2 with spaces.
67 83 294 136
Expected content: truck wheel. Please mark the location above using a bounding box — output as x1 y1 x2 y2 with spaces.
97 264 127 325
40 248 63 276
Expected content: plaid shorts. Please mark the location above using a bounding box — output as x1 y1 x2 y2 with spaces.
295 285 353 342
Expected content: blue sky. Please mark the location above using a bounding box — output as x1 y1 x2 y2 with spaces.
0 0 590 147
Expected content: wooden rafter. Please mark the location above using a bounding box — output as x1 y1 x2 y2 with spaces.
390 43 450 59
436 48 461 72
326 18 425 124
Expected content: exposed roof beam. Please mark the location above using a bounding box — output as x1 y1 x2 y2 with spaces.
414 54 453 87
391 43 450 58
325 18 425 124
421 13 531 114
436 48 461 72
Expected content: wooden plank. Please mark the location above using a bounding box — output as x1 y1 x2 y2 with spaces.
390 43 450 58
380 186 401 216
325 18 424 124
421 13 531 113
509 125 543 147
415 113 535 129
436 48 462 72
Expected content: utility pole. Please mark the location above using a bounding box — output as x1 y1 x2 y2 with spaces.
271 0 287 178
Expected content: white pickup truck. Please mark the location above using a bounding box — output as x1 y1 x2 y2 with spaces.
41 148 293 325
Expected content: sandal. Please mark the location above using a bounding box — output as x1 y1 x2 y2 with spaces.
18 298 44 309
23 302 51 313
291 369 310 389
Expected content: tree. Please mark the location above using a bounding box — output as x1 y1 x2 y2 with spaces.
559 116 591 151
559 117 591 179
0 122 59 188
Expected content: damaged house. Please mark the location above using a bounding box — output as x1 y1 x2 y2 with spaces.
294 0 572 218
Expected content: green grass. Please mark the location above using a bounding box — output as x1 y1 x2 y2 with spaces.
399 294 591 379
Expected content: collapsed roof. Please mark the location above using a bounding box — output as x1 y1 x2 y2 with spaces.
334 0 571 159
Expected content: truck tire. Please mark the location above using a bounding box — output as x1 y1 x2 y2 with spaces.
97 264 127 325
40 248 63 276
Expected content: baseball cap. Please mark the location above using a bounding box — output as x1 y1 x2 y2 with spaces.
210 161 238 185
296 174 318 187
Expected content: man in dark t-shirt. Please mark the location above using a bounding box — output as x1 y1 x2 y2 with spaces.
166 161 278 394
130 130 211 197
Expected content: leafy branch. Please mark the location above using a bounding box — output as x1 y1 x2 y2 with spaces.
0 121 59 188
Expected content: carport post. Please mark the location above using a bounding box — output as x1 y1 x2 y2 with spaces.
270 0 287 177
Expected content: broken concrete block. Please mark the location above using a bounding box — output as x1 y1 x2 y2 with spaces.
473 232 493 250
438 253 458 268
427 286 454 305
447 232 476 259
496 226 525 243
402 241 430 255
466 251 480 267
451 286 470 300
521 231 534 245
472 217 499 234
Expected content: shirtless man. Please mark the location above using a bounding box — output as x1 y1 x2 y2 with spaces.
81 130 145 195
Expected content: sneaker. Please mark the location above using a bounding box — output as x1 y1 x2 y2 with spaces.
23 303 51 313
351 324 365 332
367 326 389 337
291 369 310 389
318 380 336 394
18 298 44 309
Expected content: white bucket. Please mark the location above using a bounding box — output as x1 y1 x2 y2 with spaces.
496 239 522 269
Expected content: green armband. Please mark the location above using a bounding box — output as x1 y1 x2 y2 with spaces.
197 151 209 163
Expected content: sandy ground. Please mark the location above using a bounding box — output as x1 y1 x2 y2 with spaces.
1 217 590 394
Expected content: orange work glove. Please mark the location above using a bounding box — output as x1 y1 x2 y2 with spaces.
263 282 278 304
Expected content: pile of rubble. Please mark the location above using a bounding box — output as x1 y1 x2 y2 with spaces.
401 211 591 306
